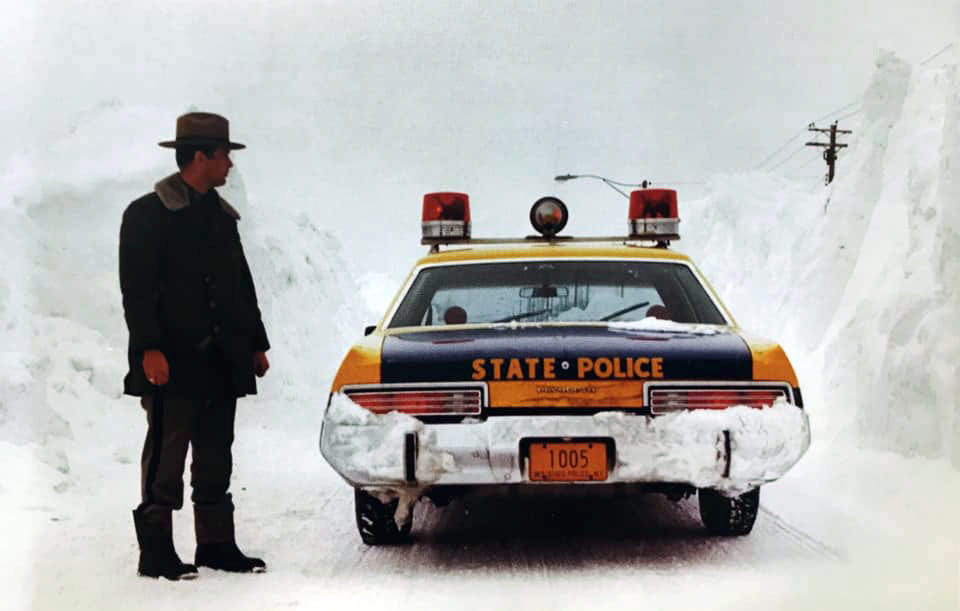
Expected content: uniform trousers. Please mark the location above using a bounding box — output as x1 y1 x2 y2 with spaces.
138 393 238 544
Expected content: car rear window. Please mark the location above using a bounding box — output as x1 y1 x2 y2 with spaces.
388 260 727 328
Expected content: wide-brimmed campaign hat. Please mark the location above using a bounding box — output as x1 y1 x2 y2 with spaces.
158 112 246 149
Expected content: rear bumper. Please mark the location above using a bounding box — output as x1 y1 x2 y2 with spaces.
320 396 810 496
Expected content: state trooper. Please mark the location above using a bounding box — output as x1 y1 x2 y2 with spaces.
120 112 271 580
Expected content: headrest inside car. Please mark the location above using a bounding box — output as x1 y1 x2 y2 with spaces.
444 306 467 325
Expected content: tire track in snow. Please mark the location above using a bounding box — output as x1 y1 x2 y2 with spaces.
757 506 843 560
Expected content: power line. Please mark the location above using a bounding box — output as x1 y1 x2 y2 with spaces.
763 39 950 180
811 99 862 124
775 149 823 176
567 40 950 191
753 130 806 169
767 145 809 171
793 152 823 172
753 100 862 170
832 107 862 123
920 42 955 65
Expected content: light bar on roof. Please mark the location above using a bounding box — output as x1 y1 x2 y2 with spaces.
422 192 471 242
628 189 680 240
529 196 568 237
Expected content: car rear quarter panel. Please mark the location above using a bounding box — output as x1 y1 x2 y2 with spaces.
743 336 799 387
331 334 383 392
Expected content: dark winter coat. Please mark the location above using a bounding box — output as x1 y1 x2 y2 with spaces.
119 173 270 399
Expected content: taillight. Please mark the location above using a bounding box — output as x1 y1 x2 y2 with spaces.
346 388 483 416
649 387 786 414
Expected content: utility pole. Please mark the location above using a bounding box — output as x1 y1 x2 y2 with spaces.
805 121 852 184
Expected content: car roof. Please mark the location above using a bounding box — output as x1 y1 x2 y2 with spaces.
416 242 693 266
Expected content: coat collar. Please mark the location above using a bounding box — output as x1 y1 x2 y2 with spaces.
154 173 241 220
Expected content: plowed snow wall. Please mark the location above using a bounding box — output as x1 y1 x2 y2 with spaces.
685 51 960 468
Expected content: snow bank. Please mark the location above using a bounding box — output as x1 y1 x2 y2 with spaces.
822 55 960 461
0 100 372 575
684 51 960 467
0 98 369 421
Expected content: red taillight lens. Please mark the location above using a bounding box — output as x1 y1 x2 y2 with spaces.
649 388 786 414
347 389 483 416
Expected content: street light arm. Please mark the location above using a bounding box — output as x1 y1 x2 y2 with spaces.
572 174 650 187
599 178 629 198
553 173 649 199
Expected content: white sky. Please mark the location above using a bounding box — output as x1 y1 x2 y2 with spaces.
5 0 959 274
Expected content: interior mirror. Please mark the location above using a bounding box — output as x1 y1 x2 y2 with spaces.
520 285 568 299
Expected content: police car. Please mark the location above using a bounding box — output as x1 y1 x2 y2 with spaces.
321 190 810 544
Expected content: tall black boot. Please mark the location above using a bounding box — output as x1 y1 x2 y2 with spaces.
133 505 199 580
194 495 266 573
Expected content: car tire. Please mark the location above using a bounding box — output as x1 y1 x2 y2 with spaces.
354 489 413 545
698 486 760 536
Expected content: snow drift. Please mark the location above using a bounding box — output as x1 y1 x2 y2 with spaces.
684 51 960 468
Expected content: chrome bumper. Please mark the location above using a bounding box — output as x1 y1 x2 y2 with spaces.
320 398 811 496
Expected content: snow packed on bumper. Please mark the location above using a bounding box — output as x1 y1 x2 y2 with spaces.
321 393 458 486
320 393 458 524
322 393 809 498
595 399 810 494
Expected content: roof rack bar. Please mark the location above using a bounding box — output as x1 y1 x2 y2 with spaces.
424 235 677 253
422 235 678 246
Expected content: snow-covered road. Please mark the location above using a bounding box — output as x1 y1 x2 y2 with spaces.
17 398 954 611
24 472 839 611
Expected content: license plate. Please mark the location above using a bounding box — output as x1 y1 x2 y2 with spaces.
528 441 607 482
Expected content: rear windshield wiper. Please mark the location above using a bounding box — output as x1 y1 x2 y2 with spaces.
599 301 650 322
492 309 552 323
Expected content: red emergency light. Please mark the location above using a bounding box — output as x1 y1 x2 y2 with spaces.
628 189 680 240
422 192 471 242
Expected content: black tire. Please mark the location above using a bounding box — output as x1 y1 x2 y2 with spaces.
354 489 413 545
698 486 760 536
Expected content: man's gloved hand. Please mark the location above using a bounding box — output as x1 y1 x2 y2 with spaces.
253 351 270 377
143 350 170 386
